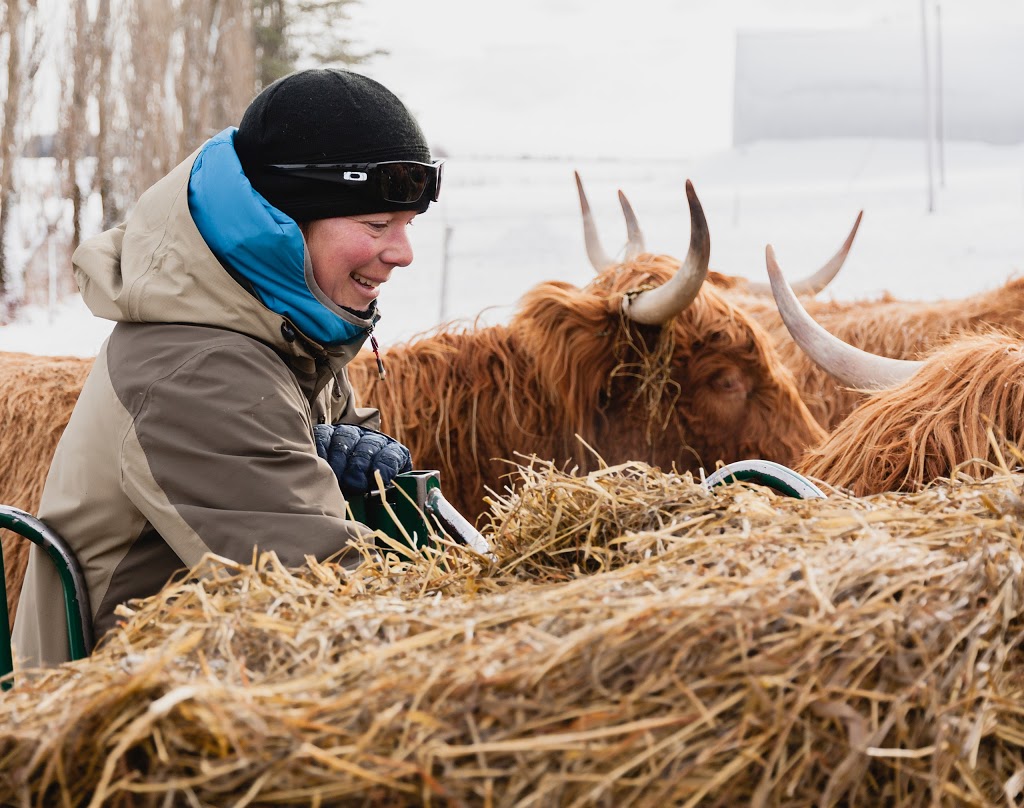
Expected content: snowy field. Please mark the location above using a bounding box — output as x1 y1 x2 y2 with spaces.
1 137 1023 356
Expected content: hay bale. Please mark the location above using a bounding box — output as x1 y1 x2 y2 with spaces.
1 461 1023 806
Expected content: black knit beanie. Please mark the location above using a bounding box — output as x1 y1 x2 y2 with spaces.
235 68 434 221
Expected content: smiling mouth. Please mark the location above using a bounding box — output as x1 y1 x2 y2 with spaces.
352 273 381 289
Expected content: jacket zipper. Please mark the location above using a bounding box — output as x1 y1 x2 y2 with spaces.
369 327 387 381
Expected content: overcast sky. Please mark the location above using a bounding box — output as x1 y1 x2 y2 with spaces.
347 0 1024 159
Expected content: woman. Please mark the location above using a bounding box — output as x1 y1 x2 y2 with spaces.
13 68 440 667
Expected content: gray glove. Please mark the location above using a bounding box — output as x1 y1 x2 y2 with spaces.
313 424 413 496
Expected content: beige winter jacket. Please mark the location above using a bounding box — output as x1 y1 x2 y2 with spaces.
13 145 381 667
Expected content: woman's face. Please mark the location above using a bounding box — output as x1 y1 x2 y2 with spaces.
304 211 417 310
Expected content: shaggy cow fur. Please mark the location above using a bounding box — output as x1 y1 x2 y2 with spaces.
0 353 93 629
721 275 1024 429
797 332 1024 495
349 253 827 519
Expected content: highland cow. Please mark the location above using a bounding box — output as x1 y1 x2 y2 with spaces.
767 251 1024 494
348 181 826 519
578 171 859 301
739 235 1024 428
797 332 1024 495
578 177 875 429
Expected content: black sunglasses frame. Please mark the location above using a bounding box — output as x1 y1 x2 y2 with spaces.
267 160 444 204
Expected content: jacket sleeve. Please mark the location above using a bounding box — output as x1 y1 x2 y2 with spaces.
119 340 372 570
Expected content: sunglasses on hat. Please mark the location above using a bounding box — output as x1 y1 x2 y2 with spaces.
267 160 444 204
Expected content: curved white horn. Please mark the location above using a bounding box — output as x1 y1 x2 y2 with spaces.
622 180 711 326
575 171 613 273
619 190 646 260
747 211 863 296
766 244 923 391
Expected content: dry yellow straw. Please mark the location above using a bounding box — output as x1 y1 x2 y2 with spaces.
1 460 1023 806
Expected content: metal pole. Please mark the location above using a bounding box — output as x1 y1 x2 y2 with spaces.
920 0 935 212
439 224 453 322
48 235 57 323
935 1 946 188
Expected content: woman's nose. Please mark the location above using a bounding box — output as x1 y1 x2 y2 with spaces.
383 228 414 267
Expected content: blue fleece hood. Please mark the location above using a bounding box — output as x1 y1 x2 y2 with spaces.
188 127 368 347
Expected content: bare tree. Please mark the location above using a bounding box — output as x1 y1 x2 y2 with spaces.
178 0 224 153
124 0 178 193
0 0 44 312
210 0 257 135
174 0 253 146
89 0 254 233
93 0 119 230
0 0 25 303
55 0 95 251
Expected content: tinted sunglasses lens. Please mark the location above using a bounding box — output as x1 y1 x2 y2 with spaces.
267 161 442 203
378 163 429 203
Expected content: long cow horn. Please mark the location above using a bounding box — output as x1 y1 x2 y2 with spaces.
575 171 614 272
621 180 711 325
747 211 863 296
619 190 646 260
766 244 923 391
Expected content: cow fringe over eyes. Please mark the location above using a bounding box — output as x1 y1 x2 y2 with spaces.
608 305 682 444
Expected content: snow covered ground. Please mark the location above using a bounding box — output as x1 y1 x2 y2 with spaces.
1 137 1022 356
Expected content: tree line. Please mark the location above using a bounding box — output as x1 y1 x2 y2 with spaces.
0 0 373 318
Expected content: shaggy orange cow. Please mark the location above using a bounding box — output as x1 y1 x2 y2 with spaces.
729 227 1024 429
758 279 1024 429
582 179 871 429
347 179 826 518
798 332 1024 494
616 193 1024 433
767 249 1024 495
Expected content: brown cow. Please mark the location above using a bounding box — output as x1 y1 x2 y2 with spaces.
580 177 873 429
755 281 1024 429
798 331 1024 495
767 249 1024 494
734 232 1024 429
613 193 1024 433
348 181 826 519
